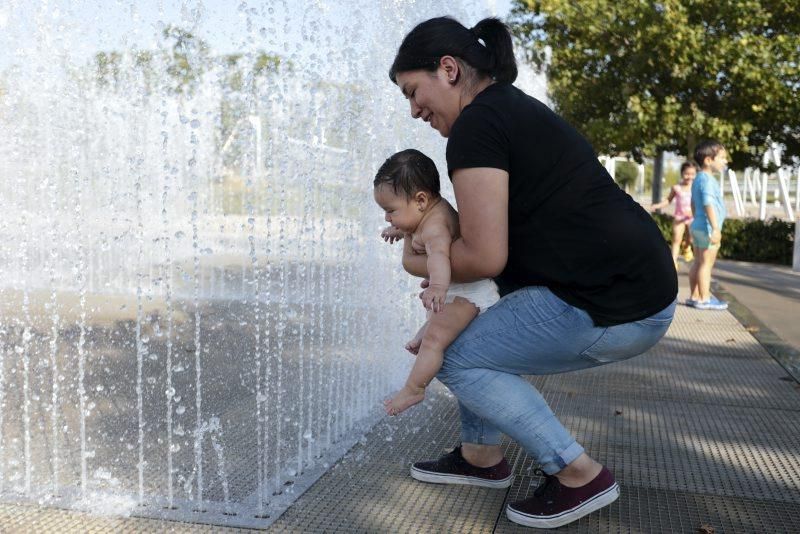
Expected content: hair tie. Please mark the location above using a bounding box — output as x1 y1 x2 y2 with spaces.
469 27 487 48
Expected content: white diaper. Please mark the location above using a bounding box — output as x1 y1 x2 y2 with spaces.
445 279 500 314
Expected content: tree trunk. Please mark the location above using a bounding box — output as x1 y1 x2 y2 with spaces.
652 150 665 204
686 133 697 164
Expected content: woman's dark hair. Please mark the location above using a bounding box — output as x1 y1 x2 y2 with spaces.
389 16 517 85
374 149 440 199
680 161 697 174
694 140 725 167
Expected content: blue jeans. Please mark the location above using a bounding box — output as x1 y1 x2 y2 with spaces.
438 287 675 474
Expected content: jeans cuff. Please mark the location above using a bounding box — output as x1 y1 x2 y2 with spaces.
460 427 501 446
540 442 585 475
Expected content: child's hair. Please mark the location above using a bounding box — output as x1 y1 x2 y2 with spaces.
694 140 725 167
374 149 441 199
680 161 697 174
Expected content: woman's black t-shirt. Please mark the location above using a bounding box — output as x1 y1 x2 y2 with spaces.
446 83 677 326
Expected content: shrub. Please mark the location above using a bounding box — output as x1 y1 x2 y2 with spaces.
650 213 794 265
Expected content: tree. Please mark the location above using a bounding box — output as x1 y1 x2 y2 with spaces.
509 0 800 169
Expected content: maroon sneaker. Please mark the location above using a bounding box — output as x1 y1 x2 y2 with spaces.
506 467 620 528
410 445 513 488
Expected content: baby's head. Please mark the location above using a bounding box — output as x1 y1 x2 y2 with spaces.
373 149 441 232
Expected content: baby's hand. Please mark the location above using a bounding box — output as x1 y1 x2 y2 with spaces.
421 283 448 313
380 225 405 244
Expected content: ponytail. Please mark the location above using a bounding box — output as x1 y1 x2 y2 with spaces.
470 18 517 84
390 16 518 85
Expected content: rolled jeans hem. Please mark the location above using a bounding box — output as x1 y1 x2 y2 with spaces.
540 442 585 475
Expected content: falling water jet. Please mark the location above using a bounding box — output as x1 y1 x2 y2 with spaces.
45 104 61 496
274 164 288 494
71 160 90 501
317 202 328 457
160 100 177 511
207 419 232 516
261 173 273 505
19 209 32 496
0 324 5 494
190 183 204 508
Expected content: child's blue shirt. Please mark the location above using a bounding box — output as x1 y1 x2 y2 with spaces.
690 170 726 234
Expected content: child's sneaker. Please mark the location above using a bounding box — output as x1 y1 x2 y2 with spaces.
694 296 728 310
685 298 698 307
506 466 619 529
410 445 513 488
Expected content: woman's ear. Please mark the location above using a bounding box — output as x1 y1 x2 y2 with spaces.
440 56 459 84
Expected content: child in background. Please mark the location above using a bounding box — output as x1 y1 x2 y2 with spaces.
374 149 499 415
688 140 728 310
651 161 697 269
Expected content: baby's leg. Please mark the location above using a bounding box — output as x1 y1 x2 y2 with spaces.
385 298 479 415
405 320 429 355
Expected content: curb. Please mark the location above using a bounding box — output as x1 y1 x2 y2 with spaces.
713 280 800 383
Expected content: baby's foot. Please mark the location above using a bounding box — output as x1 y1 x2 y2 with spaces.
405 325 426 355
384 385 425 416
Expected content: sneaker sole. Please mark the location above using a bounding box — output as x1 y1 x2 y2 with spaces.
410 465 513 488
505 482 620 528
694 305 728 310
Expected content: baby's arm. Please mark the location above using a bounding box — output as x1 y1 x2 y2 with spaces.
420 224 452 313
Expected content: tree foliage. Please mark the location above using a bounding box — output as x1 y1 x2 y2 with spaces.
93 26 283 96
509 0 800 167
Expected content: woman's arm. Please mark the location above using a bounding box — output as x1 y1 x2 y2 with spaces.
450 167 509 282
402 233 427 276
403 167 508 282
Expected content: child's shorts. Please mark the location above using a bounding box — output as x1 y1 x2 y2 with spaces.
446 279 500 314
691 228 720 250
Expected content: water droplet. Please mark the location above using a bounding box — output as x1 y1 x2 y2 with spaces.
176 405 186 415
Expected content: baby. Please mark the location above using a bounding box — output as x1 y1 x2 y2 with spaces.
373 149 499 415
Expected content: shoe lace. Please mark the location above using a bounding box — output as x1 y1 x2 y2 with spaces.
532 468 560 499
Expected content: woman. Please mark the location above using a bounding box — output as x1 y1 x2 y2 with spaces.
389 16 677 528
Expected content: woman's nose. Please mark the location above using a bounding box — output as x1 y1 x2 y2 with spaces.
409 100 422 119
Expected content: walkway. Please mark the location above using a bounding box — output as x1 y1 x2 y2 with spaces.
2 274 799 532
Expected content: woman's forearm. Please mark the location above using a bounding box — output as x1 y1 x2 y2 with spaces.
449 236 507 283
